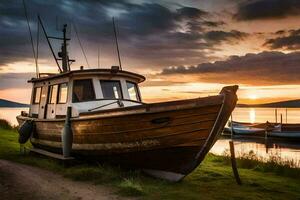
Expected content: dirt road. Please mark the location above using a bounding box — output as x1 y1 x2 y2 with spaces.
0 159 132 200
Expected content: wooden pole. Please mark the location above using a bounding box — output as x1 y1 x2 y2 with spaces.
229 141 242 185
286 108 287 124
230 115 233 139
275 109 277 124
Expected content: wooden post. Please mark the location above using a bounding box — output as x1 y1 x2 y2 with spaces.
280 114 282 127
275 109 277 124
230 115 233 139
229 141 242 185
286 108 287 124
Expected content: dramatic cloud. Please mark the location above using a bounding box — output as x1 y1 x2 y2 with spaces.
0 0 246 71
204 30 248 44
234 0 300 21
0 73 34 90
264 29 300 50
160 51 300 85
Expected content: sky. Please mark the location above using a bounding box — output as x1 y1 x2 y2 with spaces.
1 0 300 104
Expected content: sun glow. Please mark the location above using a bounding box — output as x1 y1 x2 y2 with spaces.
248 94 258 100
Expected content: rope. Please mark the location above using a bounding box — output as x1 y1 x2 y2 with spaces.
72 22 90 68
22 0 39 77
36 16 40 77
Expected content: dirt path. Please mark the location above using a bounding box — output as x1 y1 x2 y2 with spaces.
0 159 133 200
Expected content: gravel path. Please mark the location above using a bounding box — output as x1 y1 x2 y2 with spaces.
0 159 132 200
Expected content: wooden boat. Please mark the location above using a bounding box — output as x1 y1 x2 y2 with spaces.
267 124 300 139
227 121 266 136
16 22 238 181
268 131 300 139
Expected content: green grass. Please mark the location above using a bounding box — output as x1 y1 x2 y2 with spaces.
1 126 300 199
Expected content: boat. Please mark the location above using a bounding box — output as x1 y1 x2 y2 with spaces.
16 20 238 181
227 121 267 136
267 124 300 139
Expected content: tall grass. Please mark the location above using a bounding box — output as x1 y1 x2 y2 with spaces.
0 119 14 130
216 149 300 179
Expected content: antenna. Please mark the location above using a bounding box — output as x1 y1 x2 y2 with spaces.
22 0 39 78
112 17 122 70
98 44 100 68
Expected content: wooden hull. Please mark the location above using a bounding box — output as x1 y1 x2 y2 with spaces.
268 131 300 139
17 85 238 181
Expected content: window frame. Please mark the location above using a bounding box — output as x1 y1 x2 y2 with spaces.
72 79 96 103
57 83 68 104
100 80 124 100
32 87 42 104
126 81 141 102
48 84 58 104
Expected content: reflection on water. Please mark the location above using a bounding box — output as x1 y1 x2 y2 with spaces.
211 138 300 167
1 107 300 166
0 107 28 126
232 107 300 123
249 108 256 123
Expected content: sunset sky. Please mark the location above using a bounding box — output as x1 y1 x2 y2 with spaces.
1 0 300 104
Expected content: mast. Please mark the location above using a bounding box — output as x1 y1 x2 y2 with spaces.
38 16 75 73
61 24 69 72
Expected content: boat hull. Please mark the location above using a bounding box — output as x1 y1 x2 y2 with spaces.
268 131 300 139
17 85 238 181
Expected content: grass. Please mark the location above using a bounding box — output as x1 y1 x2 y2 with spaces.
1 121 300 199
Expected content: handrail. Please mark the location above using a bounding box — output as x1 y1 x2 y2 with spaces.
88 100 124 112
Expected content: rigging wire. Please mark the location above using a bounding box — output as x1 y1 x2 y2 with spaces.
72 22 90 68
36 16 40 77
22 0 39 78
112 17 122 70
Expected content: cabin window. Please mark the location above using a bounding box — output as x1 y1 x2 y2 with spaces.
100 80 123 99
33 87 41 104
58 83 68 103
126 81 140 101
73 79 95 102
48 85 58 104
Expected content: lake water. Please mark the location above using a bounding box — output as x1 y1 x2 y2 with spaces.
0 107 29 126
1 107 300 166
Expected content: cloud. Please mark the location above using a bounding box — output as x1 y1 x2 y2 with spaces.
234 0 300 21
264 29 300 50
0 0 245 71
176 7 208 19
0 73 34 90
160 51 300 85
204 30 248 44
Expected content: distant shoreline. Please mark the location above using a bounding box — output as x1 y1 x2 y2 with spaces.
238 99 300 108
0 99 29 108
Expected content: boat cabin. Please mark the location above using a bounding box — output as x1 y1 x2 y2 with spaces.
28 67 145 119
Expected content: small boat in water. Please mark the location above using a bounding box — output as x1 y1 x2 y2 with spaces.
268 124 300 139
17 21 238 181
227 121 267 136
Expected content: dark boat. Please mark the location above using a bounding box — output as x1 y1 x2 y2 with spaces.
17 21 238 181
268 123 300 139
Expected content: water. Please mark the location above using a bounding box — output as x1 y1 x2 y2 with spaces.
1 107 300 166
0 107 28 126
232 107 300 124
211 138 300 167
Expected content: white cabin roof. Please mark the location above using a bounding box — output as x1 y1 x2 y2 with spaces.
28 68 146 84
